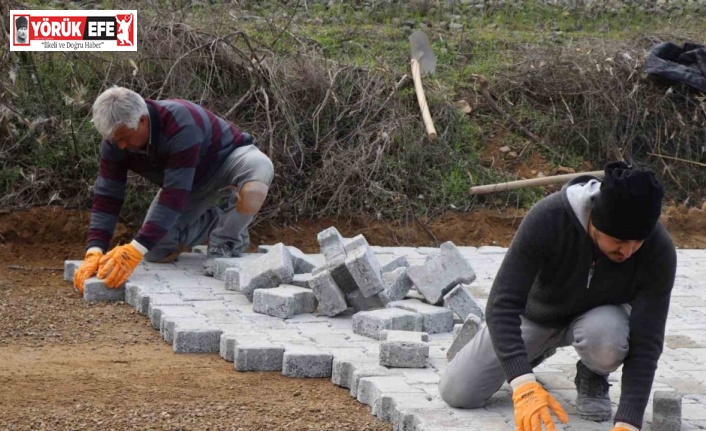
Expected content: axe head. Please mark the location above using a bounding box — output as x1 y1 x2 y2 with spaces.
409 30 436 75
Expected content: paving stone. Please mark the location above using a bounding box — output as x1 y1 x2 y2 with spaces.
224 267 240 291
380 330 429 342
447 314 483 361
379 267 414 305
380 255 410 274
141 292 185 316
653 391 682 431
220 333 238 362
347 289 385 312
287 246 320 274
345 244 385 297
380 339 429 368
238 314 289 330
158 276 201 289
219 292 252 307
282 347 333 378
83 278 125 302
240 243 295 301
452 324 462 338
149 304 193 329
172 321 223 353
309 269 348 316
443 283 484 321
209 253 266 280
284 313 329 324
399 409 506 431
331 356 379 388
387 299 454 334
253 285 318 319
125 282 170 309
344 234 368 250
265 329 312 345
329 262 358 294
350 365 397 397
234 343 285 371
373 392 446 423
219 331 265 362
399 368 441 384
317 226 346 262
407 242 477 305
177 289 221 301
136 291 182 315
64 260 82 282
416 247 442 256
291 273 313 288
356 375 425 406
213 258 241 281
353 308 424 340
188 300 231 312
162 316 205 344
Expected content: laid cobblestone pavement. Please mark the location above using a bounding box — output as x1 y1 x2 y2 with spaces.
69 247 706 431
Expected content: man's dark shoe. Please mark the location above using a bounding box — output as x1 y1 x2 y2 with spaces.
203 243 233 276
575 360 612 422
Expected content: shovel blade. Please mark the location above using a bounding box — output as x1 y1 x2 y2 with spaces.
409 30 437 75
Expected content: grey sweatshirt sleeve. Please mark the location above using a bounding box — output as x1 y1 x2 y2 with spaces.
485 196 559 382
615 227 677 428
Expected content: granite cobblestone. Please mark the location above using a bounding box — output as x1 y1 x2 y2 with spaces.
66 248 706 430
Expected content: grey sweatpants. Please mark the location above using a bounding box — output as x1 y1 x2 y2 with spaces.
144 145 274 262
439 304 631 408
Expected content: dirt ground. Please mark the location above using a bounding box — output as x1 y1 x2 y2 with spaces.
0 204 704 430
0 241 393 431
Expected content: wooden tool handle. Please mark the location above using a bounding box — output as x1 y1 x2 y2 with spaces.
411 58 437 140
469 171 605 195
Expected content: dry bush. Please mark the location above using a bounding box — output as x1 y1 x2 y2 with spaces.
491 34 706 202
1 4 466 223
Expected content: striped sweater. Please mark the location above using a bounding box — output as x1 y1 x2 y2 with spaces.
87 99 253 251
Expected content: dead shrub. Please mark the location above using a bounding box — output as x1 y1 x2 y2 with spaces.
490 34 706 203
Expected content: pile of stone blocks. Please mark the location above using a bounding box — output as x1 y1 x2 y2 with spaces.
64 228 486 340
311 227 479 324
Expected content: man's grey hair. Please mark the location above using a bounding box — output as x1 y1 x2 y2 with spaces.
91 86 148 140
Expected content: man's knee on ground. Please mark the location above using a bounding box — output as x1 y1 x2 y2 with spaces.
438 375 487 409
235 181 269 215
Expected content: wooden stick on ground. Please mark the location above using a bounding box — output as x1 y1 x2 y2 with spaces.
470 171 604 195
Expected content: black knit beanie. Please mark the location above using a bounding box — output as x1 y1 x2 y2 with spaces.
591 161 665 240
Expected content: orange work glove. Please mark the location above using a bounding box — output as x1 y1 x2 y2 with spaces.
512 381 568 431
73 250 104 294
97 243 143 288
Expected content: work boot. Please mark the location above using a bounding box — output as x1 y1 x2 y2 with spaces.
574 360 612 422
229 228 249 258
203 243 234 277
